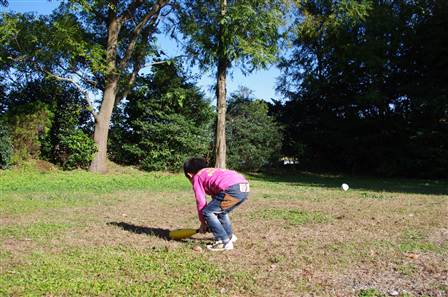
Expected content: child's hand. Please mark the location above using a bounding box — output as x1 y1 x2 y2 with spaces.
198 223 208 234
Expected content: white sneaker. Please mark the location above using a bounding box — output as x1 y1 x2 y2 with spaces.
215 234 237 244
206 240 234 251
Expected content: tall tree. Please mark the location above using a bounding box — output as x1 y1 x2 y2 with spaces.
176 0 286 168
276 0 373 164
0 1 171 173
276 0 448 177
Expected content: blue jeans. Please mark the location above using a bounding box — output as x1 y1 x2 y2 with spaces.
202 183 249 243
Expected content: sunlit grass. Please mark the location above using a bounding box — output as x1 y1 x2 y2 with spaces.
0 167 189 194
0 222 74 240
0 247 254 297
255 208 330 225
1 166 446 296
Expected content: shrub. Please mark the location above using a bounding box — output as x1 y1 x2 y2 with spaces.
119 112 211 172
56 131 97 170
7 102 53 164
226 92 283 171
109 62 213 171
0 118 12 169
5 79 93 170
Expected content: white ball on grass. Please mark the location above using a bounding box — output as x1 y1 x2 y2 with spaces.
341 183 349 191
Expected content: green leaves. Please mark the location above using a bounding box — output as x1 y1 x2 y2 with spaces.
49 13 107 75
276 0 448 178
0 13 46 72
109 62 214 171
296 0 372 40
57 131 97 170
226 89 283 170
7 102 54 164
177 0 286 72
0 13 20 46
0 117 12 169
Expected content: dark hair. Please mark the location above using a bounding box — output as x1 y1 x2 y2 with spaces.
183 157 208 178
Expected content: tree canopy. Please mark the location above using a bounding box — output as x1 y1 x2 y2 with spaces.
0 0 446 178
176 0 286 168
275 0 448 177
1 0 171 172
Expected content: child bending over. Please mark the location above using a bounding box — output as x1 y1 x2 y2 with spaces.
183 157 249 251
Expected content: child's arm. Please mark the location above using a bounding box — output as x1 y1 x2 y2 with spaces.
192 177 207 224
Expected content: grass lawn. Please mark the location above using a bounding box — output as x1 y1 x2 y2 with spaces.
1 164 447 296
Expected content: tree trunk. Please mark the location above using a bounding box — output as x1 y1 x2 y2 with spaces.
87 1 167 172
215 57 227 169
90 9 120 173
215 0 228 169
89 79 118 173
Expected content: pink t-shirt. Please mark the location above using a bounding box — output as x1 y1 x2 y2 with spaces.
192 168 248 223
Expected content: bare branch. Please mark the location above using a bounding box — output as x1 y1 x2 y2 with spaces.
116 66 139 104
3 71 25 89
118 0 169 71
141 60 171 69
116 13 171 104
54 62 99 90
72 71 98 90
46 72 98 120
118 0 144 23
115 58 174 104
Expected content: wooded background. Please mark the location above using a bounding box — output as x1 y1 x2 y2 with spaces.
0 0 446 178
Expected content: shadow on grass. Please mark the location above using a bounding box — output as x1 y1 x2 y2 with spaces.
107 222 170 240
247 171 448 196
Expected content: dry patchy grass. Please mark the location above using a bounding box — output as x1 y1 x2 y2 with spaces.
0 169 447 296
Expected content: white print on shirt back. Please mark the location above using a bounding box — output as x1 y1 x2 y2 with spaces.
239 184 250 193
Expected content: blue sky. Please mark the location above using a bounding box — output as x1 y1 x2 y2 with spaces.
2 0 282 102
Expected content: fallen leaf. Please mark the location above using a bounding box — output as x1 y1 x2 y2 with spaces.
192 245 202 252
405 253 420 260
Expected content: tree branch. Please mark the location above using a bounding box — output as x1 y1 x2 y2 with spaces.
118 0 144 23
74 0 107 23
3 71 25 89
118 0 169 71
55 62 98 90
115 58 173 104
115 65 139 105
141 60 171 69
116 24 149 104
46 72 98 120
